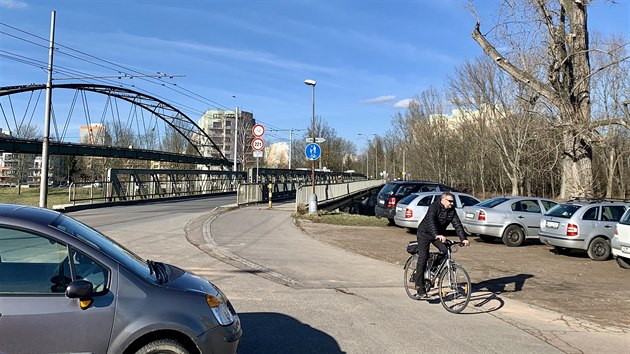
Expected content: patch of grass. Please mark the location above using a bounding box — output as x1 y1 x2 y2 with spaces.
294 211 389 227
0 187 71 209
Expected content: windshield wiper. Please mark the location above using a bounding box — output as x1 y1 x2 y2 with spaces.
147 259 169 284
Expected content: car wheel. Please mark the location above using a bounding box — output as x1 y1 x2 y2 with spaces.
388 218 396 226
502 225 525 247
135 339 188 354
615 257 630 269
479 235 494 243
587 237 611 261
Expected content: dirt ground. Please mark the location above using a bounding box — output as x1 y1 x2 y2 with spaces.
296 220 630 330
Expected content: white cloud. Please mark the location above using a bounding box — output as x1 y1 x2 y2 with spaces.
0 0 27 9
394 98 416 109
361 95 395 105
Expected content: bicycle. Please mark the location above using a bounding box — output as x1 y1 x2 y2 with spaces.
403 239 472 314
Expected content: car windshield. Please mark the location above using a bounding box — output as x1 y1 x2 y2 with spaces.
545 204 581 218
49 214 157 284
476 197 509 208
398 194 419 205
379 183 398 196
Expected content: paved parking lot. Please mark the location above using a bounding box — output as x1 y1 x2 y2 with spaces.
297 220 630 331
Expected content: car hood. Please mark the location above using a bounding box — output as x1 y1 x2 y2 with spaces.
163 265 221 296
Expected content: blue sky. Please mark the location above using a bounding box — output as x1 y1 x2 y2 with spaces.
1 0 628 148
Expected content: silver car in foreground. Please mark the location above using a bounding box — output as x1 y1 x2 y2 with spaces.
539 199 630 261
0 204 241 354
612 209 630 269
462 196 558 246
394 191 480 230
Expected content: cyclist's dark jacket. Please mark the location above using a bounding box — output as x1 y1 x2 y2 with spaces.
417 199 467 241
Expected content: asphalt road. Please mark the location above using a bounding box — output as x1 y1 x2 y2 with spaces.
68 199 629 353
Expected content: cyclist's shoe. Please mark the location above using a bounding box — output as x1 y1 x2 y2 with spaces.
413 285 429 300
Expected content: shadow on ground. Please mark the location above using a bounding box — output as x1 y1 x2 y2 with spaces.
238 312 344 354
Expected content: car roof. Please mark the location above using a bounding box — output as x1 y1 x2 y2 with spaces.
0 203 62 225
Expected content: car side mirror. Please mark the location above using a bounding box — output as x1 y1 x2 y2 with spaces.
65 280 94 310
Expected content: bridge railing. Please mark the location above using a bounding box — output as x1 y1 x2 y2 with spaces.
295 180 385 211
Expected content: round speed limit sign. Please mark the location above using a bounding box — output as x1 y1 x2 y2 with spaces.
251 137 265 151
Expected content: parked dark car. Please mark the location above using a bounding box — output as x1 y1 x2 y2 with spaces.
374 181 453 225
0 204 241 354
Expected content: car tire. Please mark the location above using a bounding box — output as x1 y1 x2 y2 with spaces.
135 339 188 354
615 257 630 269
502 225 525 247
587 237 611 261
479 235 494 243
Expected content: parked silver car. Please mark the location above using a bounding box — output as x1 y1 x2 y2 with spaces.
539 199 630 261
0 204 241 354
612 209 630 269
462 196 558 246
394 191 480 230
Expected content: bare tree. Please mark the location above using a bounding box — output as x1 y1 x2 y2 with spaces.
10 124 40 194
471 0 629 198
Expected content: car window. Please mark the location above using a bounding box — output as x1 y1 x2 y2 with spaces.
541 200 557 211
601 206 626 222
459 195 480 207
379 183 397 196
418 185 439 193
620 210 630 225
582 207 599 221
477 197 509 208
545 204 581 218
395 185 419 197
512 200 541 213
398 194 418 205
416 195 434 206
71 249 109 293
0 227 69 294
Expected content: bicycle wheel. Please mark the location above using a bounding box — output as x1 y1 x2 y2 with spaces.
437 262 471 313
403 255 419 299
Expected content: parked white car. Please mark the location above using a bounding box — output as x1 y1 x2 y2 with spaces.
539 199 630 261
393 191 480 230
612 208 630 269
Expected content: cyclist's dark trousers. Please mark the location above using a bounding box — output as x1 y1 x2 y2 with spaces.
414 236 448 290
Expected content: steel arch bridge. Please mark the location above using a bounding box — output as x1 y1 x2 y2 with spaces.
0 83 229 167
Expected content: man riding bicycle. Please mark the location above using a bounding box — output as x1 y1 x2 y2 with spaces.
414 191 469 298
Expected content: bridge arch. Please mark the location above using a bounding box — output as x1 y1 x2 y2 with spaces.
0 83 228 166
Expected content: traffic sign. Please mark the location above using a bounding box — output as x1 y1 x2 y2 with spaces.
304 137 326 143
251 137 265 151
253 150 264 158
252 124 265 137
305 143 321 160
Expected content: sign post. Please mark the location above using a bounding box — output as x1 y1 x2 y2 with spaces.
251 124 265 183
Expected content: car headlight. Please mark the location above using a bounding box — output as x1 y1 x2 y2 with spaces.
205 293 235 326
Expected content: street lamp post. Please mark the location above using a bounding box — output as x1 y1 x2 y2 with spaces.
304 79 317 214
232 95 239 172
358 133 377 179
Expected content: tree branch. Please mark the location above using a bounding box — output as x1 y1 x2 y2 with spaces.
472 22 558 102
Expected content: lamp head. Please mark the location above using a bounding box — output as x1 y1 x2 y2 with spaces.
304 79 317 86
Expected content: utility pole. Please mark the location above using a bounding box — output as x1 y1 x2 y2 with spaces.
268 128 304 169
39 10 56 208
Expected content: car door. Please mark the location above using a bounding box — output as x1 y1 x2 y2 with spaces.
511 200 544 237
600 205 628 238
0 227 116 354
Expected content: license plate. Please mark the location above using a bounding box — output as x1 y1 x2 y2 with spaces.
465 213 474 219
378 200 385 205
622 246 630 254
546 221 559 229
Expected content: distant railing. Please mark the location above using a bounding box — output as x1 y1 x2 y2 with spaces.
295 180 385 211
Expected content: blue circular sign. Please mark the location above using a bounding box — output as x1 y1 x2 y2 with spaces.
305 143 321 160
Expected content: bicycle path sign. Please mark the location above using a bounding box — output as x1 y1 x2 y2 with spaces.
305 143 321 160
